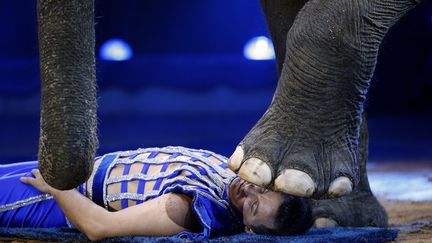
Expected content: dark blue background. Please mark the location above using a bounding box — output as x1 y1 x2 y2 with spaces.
0 0 431 163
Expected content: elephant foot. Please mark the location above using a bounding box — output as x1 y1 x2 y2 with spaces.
311 189 387 227
312 116 387 227
227 105 359 198
228 0 420 198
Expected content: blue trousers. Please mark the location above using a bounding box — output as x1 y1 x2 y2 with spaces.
0 161 68 227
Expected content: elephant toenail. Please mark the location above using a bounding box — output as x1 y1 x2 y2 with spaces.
314 218 338 227
328 176 353 197
274 169 315 197
238 158 272 186
228 146 244 171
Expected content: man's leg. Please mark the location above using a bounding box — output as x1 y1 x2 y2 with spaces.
0 161 40 176
0 161 68 227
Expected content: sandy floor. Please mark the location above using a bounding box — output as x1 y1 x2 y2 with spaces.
370 162 432 242
380 199 432 242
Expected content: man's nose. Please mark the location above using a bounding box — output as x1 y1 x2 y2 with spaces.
244 183 260 196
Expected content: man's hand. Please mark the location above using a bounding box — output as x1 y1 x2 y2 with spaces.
20 169 57 194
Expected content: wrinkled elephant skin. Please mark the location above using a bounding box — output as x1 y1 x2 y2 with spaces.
38 0 98 190
229 0 422 198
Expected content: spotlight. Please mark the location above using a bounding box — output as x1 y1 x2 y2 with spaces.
99 38 133 61
243 36 275 60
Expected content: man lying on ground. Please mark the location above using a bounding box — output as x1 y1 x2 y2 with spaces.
0 146 312 241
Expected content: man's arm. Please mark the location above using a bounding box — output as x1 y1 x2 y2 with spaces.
21 169 199 241
52 190 195 240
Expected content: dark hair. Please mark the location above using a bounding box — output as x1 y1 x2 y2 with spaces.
250 194 313 236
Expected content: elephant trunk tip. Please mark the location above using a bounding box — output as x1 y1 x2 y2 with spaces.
38 141 96 190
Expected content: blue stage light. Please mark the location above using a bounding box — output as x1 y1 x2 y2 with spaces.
243 36 275 60
100 39 133 61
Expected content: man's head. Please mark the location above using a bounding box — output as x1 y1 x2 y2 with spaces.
229 177 313 235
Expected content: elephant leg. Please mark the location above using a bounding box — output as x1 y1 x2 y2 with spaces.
312 117 388 227
229 0 421 198
260 0 308 75
38 0 98 190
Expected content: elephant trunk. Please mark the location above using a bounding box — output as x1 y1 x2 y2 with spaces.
37 0 98 190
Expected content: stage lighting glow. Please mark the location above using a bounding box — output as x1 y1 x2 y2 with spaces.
243 36 275 60
100 39 133 61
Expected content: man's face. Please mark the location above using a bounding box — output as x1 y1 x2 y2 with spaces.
229 177 284 233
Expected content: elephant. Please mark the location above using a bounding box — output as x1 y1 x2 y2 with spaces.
225 0 390 226
311 114 388 227
35 0 422 210
37 0 98 190
228 0 423 199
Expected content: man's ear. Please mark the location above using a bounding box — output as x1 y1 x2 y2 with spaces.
245 226 255 234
